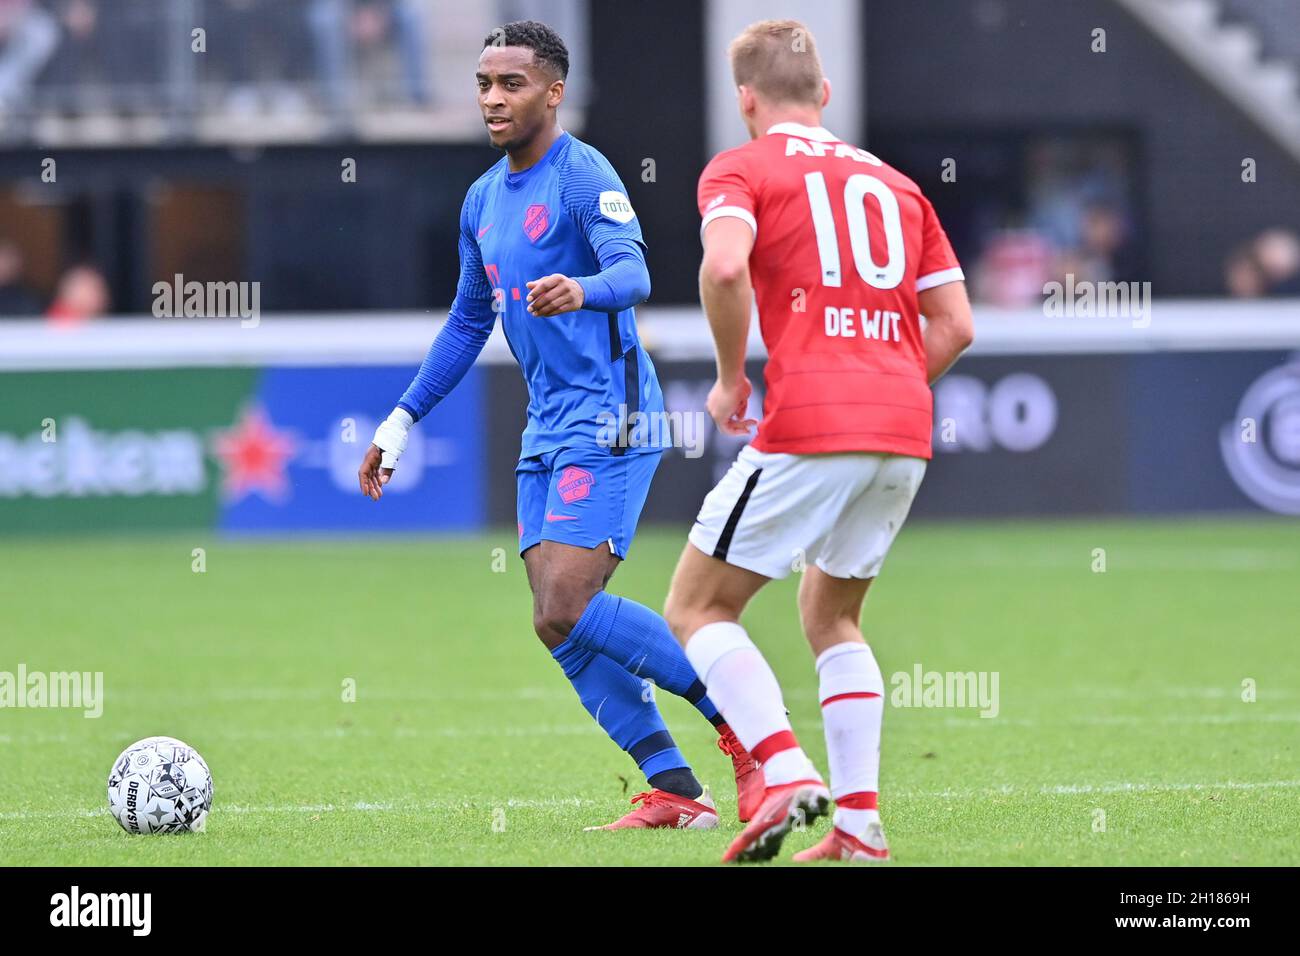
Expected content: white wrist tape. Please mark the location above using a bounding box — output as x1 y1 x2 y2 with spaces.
372 407 414 470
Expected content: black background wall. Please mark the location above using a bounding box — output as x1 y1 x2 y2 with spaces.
0 0 707 313
864 0 1300 296
1 0 1297 310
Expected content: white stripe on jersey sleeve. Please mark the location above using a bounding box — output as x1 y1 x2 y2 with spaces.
916 266 965 292
700 206 758 238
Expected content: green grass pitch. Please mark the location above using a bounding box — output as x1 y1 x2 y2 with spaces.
1 518 1297 866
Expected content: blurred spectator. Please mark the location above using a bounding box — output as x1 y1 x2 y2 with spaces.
967 140 1139 307
308 0 430 119
1073 200 1129 281
207 0 314 115
1225 228 1300 297
0 0 58 116
972 229 1054 308
40 0 165 115
0 238 42 315
9 0 450 141
1225 242 1267 298
1254 228 1300 295
1026 142 1133 283
46 263 109 325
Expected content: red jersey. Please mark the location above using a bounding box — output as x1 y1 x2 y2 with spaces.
697 122 964 458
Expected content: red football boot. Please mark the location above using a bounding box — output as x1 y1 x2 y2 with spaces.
793 823 890 862
721 780 830 863
584 787 719 831
717 725 764 822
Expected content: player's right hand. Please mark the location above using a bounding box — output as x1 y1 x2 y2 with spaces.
707 376 758 436
358 444 394 501
362 406 412 500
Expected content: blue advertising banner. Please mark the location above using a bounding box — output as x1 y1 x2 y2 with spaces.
1129 351 1300 515
218 366 485 533
6 349 1293 535
482 352 1300 523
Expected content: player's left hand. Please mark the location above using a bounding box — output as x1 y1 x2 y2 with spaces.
707 376 758 436
526 274 584 316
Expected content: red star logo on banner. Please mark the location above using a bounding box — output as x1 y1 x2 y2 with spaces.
212 405 297 503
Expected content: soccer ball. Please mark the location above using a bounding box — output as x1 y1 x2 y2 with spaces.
107 736 213 835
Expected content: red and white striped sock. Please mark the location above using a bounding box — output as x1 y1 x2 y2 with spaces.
685 621 820 787
816 641 884 836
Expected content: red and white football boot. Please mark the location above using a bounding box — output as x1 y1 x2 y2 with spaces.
717 725 764 822
793 822 890 862
584 787 719 831
721 780 830 863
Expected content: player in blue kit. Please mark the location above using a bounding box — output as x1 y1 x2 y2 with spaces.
356 21 761 829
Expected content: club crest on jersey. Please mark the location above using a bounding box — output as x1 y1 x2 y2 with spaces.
557 466 595 504
523 203 550 242
598 190 636 223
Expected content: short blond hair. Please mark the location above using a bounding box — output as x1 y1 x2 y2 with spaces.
728 19 824 106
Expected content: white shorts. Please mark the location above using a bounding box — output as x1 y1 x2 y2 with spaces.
688 445 927 580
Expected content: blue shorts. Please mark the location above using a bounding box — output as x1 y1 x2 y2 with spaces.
516 447 662 559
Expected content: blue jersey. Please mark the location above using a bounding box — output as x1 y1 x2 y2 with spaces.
458 132 664 459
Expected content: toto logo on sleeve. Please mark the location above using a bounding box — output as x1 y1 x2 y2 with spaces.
1220 359 1300 514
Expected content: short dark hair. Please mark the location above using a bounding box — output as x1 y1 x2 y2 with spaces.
483 20 569 80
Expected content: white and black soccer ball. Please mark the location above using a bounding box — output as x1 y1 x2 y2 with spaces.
107 736 213 835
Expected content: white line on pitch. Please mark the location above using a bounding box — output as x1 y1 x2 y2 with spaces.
907 780 1300 799
4 780 1299 822
4 709 1300 748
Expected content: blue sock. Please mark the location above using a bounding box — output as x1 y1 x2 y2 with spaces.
550 638 700 791
568 591 722 725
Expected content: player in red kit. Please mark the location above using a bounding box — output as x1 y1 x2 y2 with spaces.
664 19 975 863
